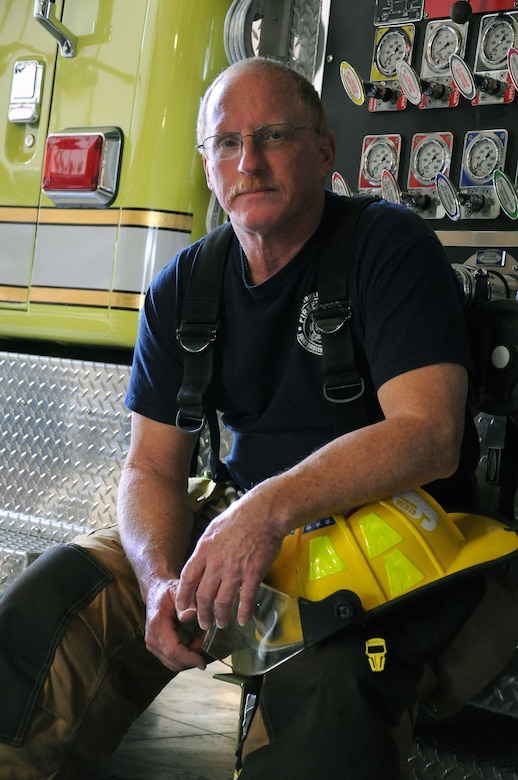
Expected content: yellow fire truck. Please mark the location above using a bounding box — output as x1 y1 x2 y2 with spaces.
1 0 231 349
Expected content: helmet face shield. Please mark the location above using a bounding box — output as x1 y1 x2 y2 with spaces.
203 583 305 675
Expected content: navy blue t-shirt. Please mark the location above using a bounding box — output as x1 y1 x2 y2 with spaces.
125 192 478 501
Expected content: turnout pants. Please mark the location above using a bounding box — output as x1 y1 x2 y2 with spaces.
1 479 518 780
238 569 518 779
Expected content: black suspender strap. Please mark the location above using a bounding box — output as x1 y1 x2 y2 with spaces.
176 221 234 444
312 196 376 436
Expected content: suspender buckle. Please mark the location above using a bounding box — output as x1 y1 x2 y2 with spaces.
175 410 206 434
312 301 352 335
324 377 365 404
177 323 218 353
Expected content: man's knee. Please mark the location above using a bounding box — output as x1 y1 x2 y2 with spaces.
0 542 115 746
0 532 159 778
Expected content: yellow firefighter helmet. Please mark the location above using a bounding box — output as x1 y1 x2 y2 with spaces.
204 488 518 675
265 487 518 613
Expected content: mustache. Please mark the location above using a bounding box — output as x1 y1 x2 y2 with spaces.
227 176 277 201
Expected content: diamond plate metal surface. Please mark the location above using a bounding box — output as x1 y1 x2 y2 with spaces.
409 706 518 778
0 350 224 593
289 0 325 83
0 352 131 526
224 0 328 87
471 653 518 720
0 351 132 591
409 745 518 779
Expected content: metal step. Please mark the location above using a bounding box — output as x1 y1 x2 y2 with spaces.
410 706 518 779
0 349 223 592
0 510 87 590
471 652 518 721
0 350 132 592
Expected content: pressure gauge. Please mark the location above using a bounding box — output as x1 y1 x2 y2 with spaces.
480 15 518 68
425 22 464 72
362 136 399 186
411 134 450 185
463 132 505 185
374 27 412 77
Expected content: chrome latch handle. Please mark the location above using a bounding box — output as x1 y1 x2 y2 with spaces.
33 0 77 57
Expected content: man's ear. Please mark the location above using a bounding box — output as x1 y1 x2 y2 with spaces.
320 131 336 178
203 158 214 191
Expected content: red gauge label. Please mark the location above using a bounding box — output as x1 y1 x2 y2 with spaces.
424 0 516 19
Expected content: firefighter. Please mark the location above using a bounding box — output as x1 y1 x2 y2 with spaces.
1 57 517 779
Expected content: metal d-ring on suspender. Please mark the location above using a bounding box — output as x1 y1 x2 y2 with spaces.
175 196 376 475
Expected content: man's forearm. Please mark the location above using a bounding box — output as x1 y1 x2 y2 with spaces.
254 413 463 545
117 466 194 602
261 363 468 537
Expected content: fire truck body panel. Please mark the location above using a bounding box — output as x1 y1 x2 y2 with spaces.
1 0 228 347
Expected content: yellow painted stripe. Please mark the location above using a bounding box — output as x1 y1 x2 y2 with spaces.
0 207 38 223
27 286 144 311
112 291 145 310
0 286 27 303
38 210 119 227
0 206 193 232
120 210 192 231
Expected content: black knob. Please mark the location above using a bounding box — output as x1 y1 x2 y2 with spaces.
450 1 473 23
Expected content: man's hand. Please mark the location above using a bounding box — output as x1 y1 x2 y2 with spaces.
176 492 285 632
144 576 209 672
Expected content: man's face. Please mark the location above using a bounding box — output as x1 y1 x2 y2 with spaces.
201 69 335 240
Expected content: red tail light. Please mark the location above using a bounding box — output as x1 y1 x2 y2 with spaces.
42 127 122 207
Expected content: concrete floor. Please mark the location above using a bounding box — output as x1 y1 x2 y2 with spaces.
100 661 242 780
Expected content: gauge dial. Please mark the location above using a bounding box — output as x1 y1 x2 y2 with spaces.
464 133 502 183
375 28 411 77
426 23 463 71
362 137 398 185
412 135 450 184
480 16 517 68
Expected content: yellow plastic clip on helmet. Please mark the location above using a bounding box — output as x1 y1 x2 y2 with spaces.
204 488 518 675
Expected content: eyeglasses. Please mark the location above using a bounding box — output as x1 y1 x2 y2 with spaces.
196 123 317 161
